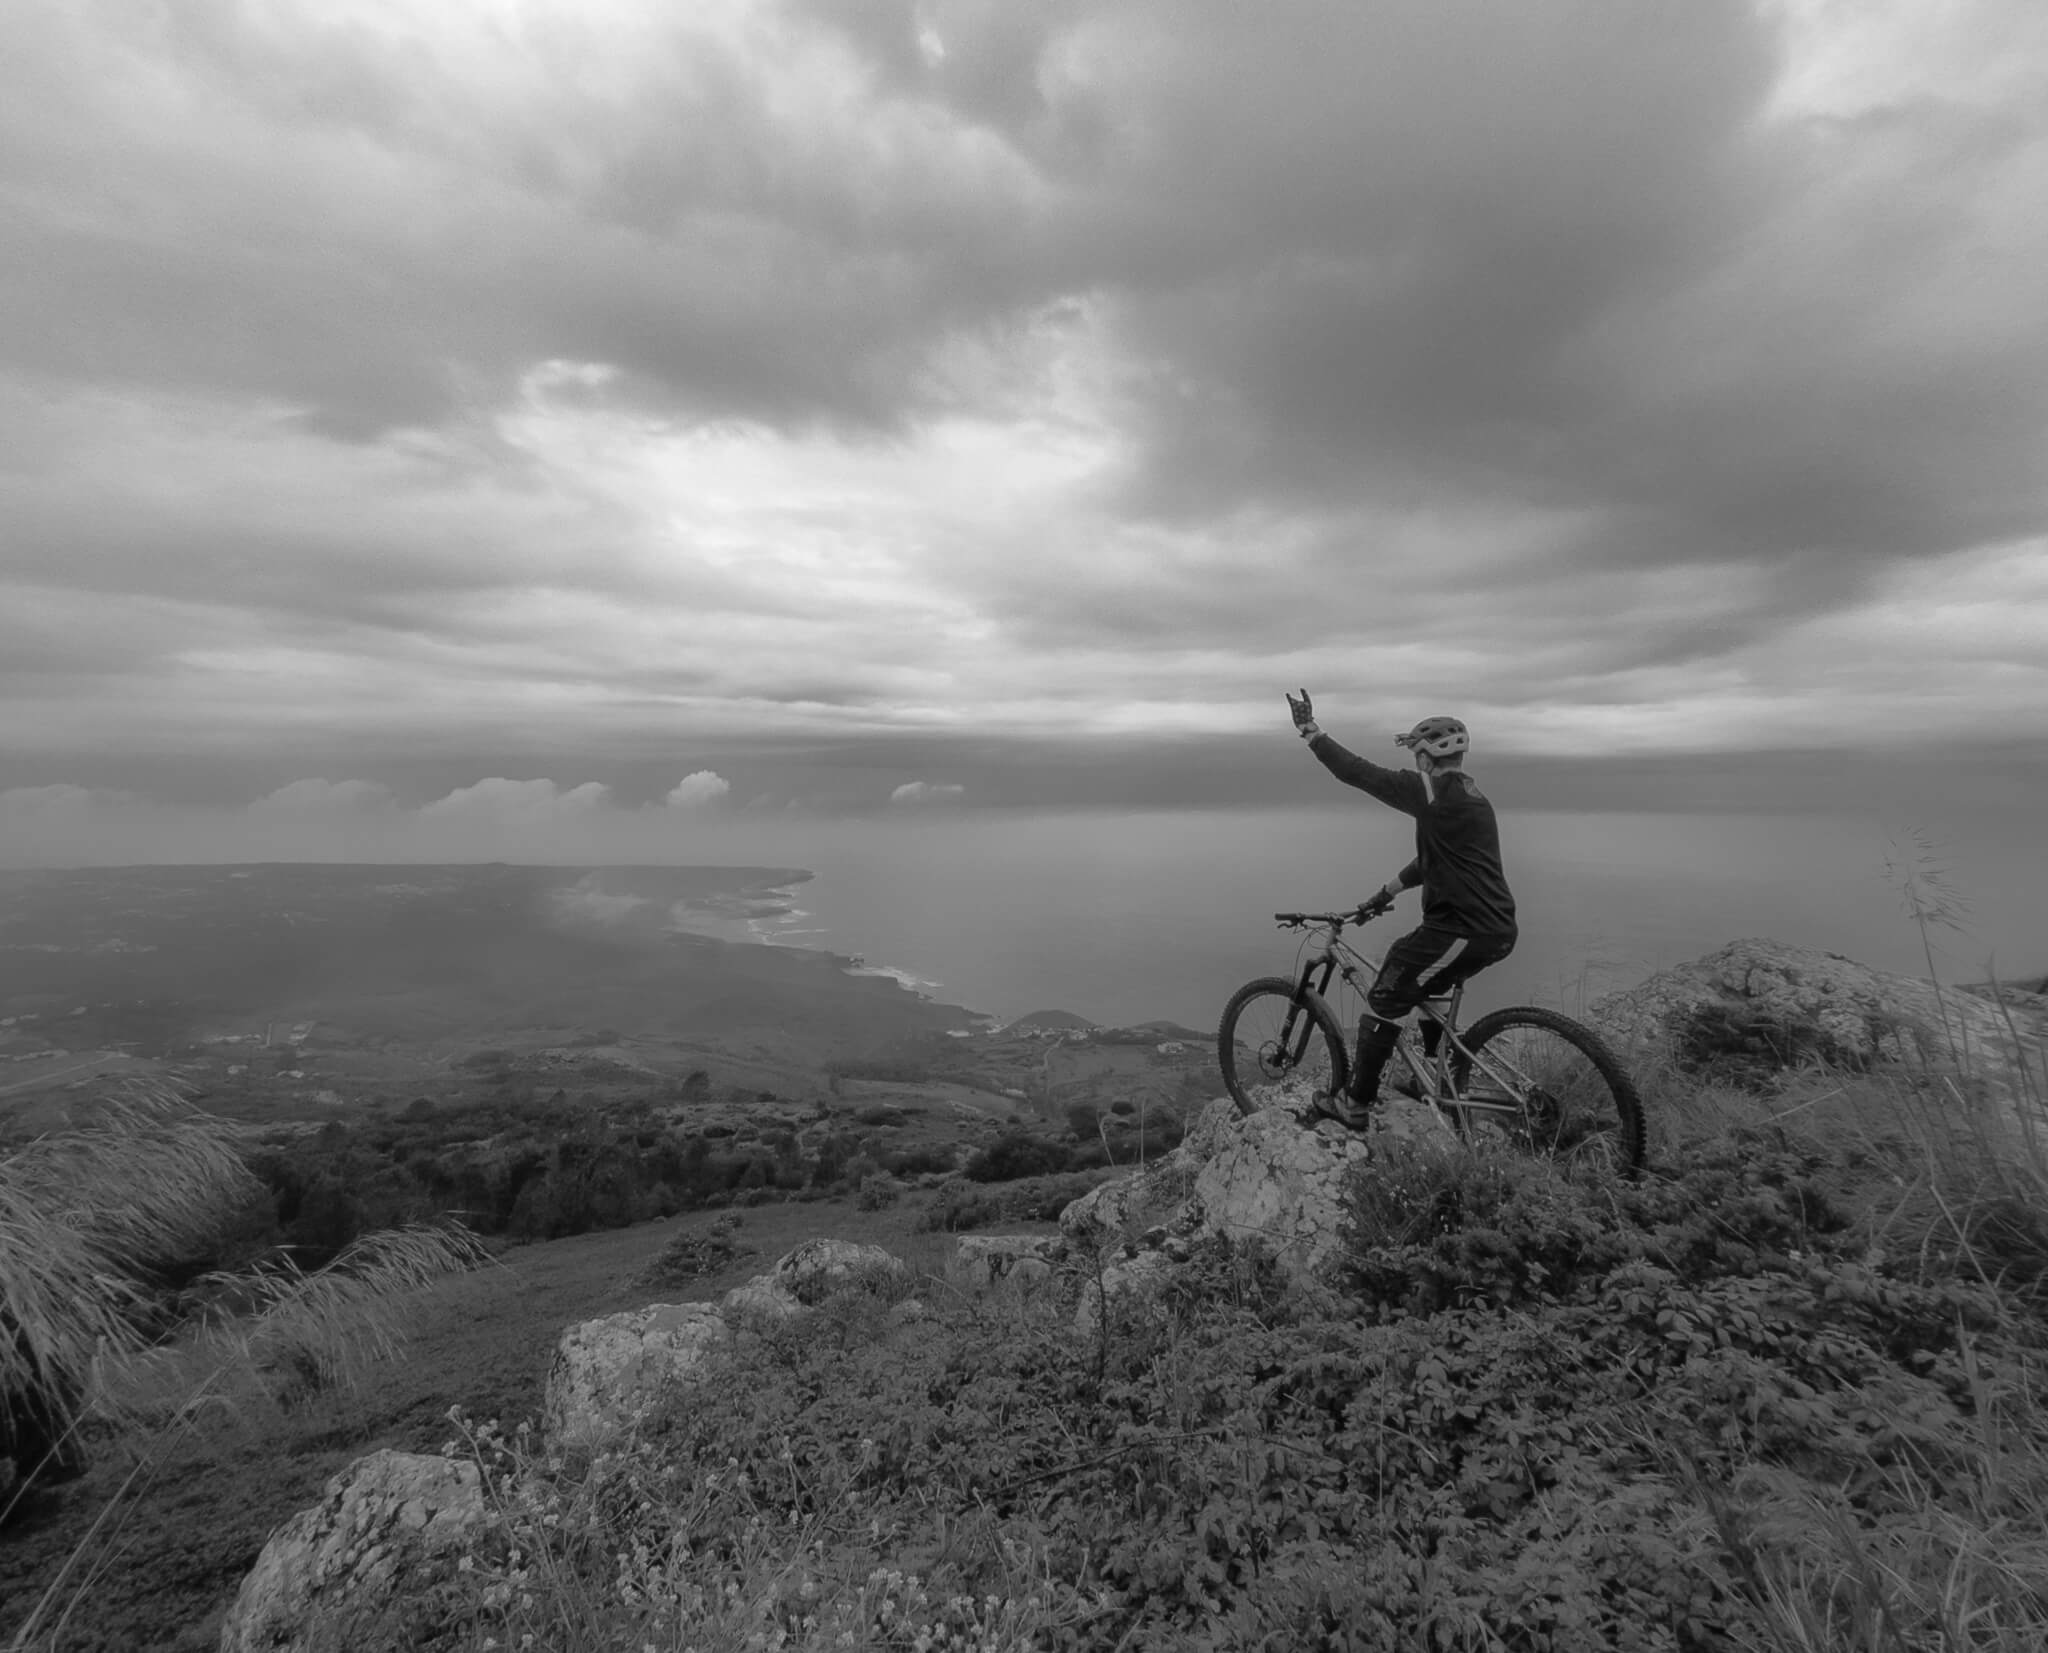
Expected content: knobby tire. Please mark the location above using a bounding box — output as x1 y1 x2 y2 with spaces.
1217 977 1350 1118
1452 1005 1646 1173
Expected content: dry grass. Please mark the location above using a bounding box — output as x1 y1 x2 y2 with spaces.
6 1221 493 1653
1640 1009 2048 1304
1698 1329 2048 1652
2 1083 259 1482
1 1082 493 1652
1642 1046 2048 1651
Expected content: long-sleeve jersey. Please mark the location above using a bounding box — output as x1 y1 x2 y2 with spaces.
1307 733 1518 938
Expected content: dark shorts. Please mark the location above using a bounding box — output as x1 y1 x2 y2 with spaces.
1366 923 1517 1021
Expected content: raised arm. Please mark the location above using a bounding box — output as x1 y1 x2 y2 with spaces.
1288 688 1428 814
1307 732 1429 816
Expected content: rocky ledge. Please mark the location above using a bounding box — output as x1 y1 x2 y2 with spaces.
1588 937 2045 1117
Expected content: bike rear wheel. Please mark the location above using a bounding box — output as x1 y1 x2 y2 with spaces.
1451 1006 1646 1173
1217 977 1350 1118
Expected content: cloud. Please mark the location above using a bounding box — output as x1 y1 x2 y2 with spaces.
662 770 731 809
252 778 395 813
0 783 119 816
420 778 615 822
2 0 2047 783
889 780 966 805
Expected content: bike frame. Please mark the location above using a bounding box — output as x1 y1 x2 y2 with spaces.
1282 918 1530 1125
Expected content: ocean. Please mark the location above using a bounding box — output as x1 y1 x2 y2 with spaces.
703 806 2048 1030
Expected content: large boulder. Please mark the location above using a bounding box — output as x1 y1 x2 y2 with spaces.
718 1238 912 1327
720 1276 805 1324
1059 1098 1240 1246
1058 1091 1455 1324
761 1238 906 1304
542 1302 730 1452
1189 1107 1377 1277
1590 938 2045 1102
217 1450 485 1653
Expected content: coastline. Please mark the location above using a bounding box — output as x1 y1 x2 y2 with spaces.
652 866 995 1027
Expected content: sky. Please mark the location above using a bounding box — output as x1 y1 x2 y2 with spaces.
4 0 2047 863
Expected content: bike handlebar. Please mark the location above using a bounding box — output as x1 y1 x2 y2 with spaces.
1274 905 1385 929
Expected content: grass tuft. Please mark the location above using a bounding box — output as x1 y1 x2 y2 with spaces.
2 1082 259 1487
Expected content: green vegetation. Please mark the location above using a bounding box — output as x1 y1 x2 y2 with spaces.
0 1202 924 1652
234 1076 1194 1261
381 1062 2047 1653
916 1169 1112 1233
5 1038 2047 1650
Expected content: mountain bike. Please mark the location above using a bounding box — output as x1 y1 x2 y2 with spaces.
1216 906 1645 1172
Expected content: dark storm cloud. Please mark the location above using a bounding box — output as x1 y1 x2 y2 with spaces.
856 1 2046 623
0 0 1054 437
2 0 2046 791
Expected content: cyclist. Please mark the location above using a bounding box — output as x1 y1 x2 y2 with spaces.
1284 690 1518 1128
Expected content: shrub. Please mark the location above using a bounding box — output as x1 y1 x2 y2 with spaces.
916 1170 1106 1232
880 1144 955 1178
963 1132 1074 1184
636 1212 753 1288
429 1243 1784 1652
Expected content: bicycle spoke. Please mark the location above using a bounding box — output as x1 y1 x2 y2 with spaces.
1218 980 1346 1114
1456 1018 1641 1172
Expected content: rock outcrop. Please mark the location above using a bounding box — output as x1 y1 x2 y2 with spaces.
541 1240 920 1453
217 1450 486 1653
1057 1091 1455 1326
1186 1105 1377 1275
716 1237 910 1326
759 1237 907 1303
541 1302 731 1451
1590 938 2045 1105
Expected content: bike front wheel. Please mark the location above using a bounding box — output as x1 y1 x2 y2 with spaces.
1451 1006 1646 1173
1217 977 1350 1118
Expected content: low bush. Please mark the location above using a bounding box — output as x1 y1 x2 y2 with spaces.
422 1237 1762 1651
880 1143 956 1178
633 1212 753 1289
963 1132 1075 1183
916 1170 1108 1233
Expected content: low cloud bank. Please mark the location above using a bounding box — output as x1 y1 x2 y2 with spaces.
0 773 747 868
888 780 965 806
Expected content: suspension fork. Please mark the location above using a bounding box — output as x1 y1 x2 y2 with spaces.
1283 955 1339 1061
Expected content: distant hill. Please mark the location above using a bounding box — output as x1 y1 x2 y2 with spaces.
1006 1009 1098 1031
1126 1020 1209 1043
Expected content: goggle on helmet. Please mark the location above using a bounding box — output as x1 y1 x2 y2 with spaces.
1395 716 1470 759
